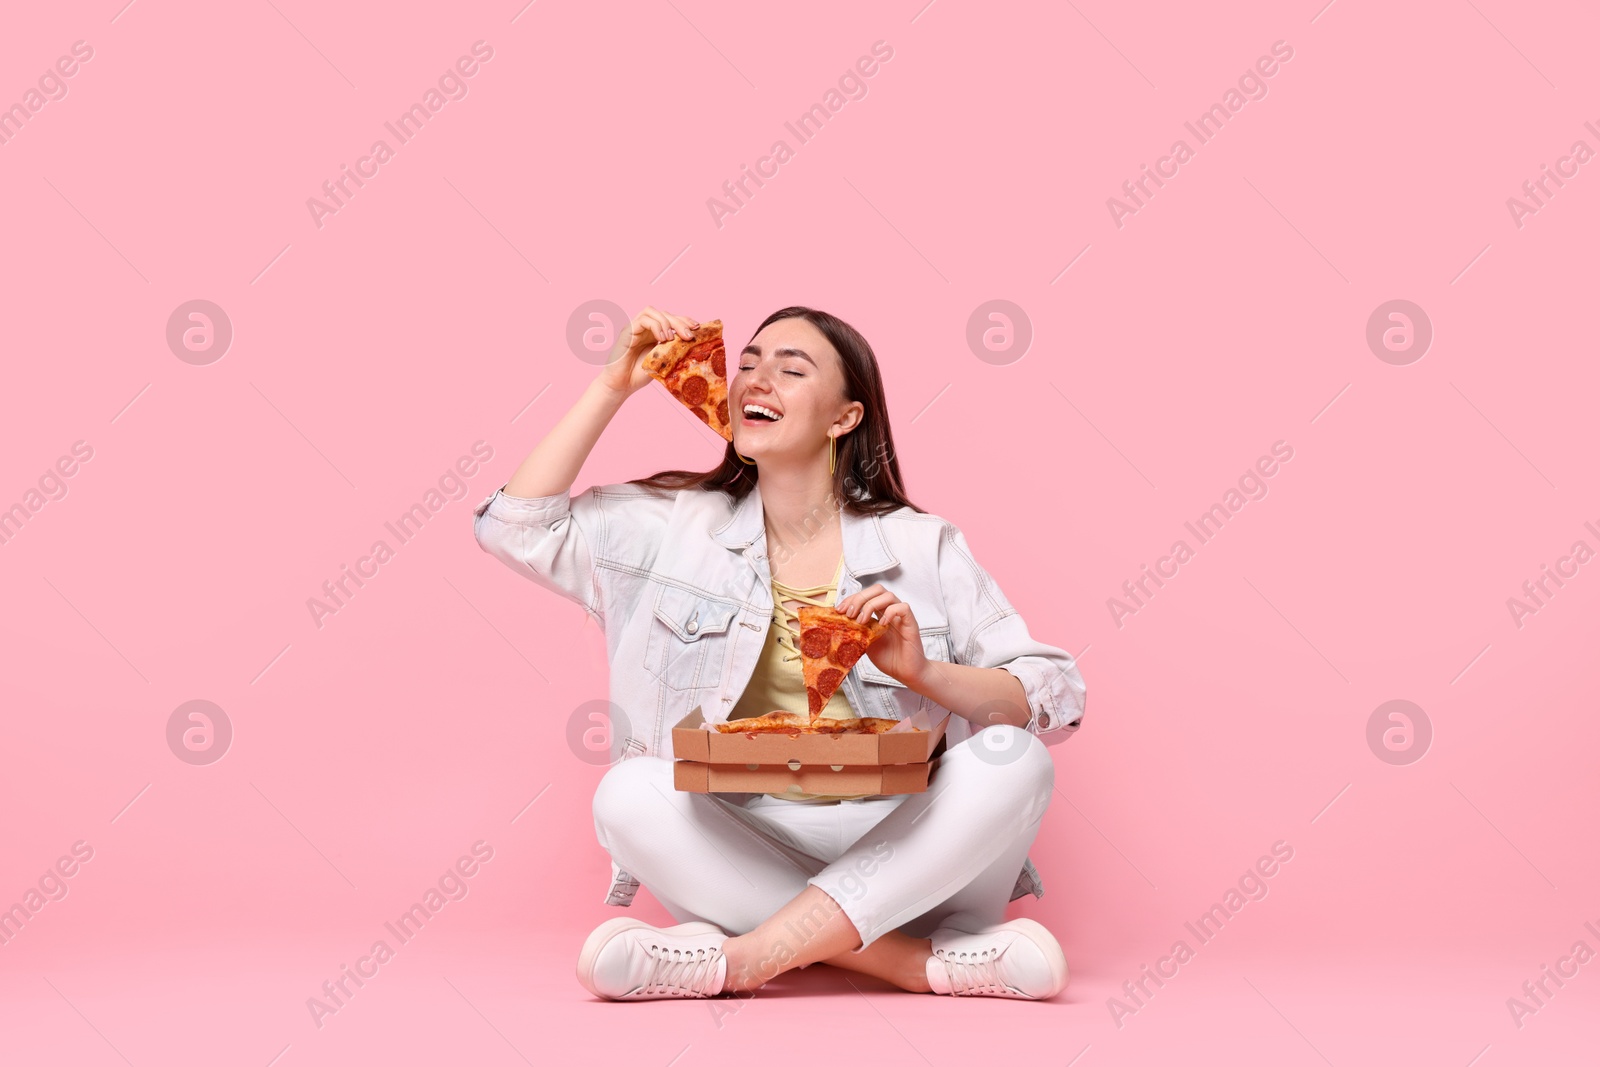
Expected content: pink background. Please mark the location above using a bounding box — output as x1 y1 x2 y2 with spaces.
3 0 1597 1063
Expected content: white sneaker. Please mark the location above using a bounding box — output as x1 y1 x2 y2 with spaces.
577 918 729 1000
925 918 1069 999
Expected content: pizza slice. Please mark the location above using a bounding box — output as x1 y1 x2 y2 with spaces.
713 712 915 735
721 712 859 735
797 605 890 720
851 716 912 734
642 318 733 442
715 710 809 734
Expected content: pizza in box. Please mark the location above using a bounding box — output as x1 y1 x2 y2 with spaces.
712 711 911 735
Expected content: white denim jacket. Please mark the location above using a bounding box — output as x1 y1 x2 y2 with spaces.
471 478 1087 907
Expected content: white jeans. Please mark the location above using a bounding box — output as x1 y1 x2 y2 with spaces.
591 724 1055 951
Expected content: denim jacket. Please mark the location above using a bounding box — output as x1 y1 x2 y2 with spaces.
471 478 1087 907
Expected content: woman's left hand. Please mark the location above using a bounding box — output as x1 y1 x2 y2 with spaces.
836 583 926 686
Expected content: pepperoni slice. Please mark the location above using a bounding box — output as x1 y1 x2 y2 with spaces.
712 346 726 378
817 667 844 696
834 638 866 665
692 405 710 424
800 628 832 659
807 686 823 715
681 374 709 406
716 398 728 426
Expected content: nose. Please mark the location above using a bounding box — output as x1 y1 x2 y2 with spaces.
737 363 777 398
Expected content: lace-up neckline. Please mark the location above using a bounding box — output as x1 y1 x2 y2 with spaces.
769 556 846 664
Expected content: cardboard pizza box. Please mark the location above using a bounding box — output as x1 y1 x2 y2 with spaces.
671 706 948 797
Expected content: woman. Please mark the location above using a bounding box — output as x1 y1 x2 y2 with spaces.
472 305 1087 1000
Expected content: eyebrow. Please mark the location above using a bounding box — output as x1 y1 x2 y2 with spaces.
740 344 816 367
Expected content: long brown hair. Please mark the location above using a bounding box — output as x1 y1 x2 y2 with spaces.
628 306 922 517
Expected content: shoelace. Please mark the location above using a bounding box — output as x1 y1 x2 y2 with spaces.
939 946 1020 996
639 942 724 997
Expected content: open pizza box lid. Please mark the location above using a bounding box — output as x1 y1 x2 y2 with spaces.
671 705 947 766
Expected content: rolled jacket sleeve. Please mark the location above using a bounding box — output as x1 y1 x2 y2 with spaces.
473 480 684 628
936 522 1086 743
472 485 605 623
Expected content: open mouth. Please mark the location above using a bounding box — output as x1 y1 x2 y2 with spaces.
742 403 784 424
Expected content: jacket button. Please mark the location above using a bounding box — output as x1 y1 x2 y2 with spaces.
687 620 699 634
1038 711 1051 728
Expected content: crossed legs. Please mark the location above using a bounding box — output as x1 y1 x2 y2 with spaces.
590 724 1055 994
719 886 934 992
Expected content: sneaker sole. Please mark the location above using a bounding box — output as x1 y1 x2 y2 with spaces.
576 918 726 998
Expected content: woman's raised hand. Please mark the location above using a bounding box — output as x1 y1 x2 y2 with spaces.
502 307 700 499
596 306 702 397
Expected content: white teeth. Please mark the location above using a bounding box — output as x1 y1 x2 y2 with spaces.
743 404 783 421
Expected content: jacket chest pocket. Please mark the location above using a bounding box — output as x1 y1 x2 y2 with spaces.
853 629 954 715
644 582 738 691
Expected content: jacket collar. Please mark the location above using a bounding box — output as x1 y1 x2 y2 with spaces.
712 479 898 578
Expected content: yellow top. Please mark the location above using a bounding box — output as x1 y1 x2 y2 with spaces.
729 555 871 803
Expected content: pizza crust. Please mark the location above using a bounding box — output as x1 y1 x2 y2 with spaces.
642 319 719 376
644 319 733 442
714 711 911 734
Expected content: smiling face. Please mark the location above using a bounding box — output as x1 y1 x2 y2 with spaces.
731 316 863 465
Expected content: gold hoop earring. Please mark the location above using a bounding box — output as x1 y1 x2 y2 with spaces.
828 433 836 475
736 448 756 465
